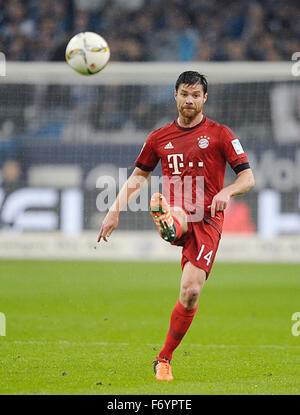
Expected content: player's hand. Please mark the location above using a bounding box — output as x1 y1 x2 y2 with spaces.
208 189 232 218
97 210 119 242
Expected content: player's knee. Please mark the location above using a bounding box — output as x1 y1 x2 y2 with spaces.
183 285 201 301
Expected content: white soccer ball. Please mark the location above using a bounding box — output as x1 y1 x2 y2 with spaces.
65 32 110 75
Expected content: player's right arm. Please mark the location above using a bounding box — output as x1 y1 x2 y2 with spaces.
97 167 151 242
98 131 160 242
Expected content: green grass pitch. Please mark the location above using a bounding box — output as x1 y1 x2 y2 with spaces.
0 260 300 395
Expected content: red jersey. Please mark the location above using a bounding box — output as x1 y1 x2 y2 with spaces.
135 116 249 233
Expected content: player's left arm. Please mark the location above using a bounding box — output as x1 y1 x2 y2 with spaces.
210 168 255 218
210 125 255 218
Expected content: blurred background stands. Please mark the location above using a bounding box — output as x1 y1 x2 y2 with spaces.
0 0 299 62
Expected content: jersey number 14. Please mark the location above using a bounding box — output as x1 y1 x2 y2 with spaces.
196 244 213 266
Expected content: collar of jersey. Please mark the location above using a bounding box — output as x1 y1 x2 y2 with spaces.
174 116 206 131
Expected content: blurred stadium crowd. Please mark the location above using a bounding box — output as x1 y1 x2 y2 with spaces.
0 0 299 62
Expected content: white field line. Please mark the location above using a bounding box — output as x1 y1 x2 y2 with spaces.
4 341 300 349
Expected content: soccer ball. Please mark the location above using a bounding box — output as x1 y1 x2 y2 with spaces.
65 32 110 75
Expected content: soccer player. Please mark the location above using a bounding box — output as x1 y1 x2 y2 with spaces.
97 71 255 381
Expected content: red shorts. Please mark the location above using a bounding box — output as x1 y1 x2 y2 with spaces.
172 216 221 278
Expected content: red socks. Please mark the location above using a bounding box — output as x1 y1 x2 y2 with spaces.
159 299 198 361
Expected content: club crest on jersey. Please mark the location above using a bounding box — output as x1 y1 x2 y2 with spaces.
197 136 210 149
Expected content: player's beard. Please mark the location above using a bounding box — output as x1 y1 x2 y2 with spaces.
178 103 203 122
182 107 197 117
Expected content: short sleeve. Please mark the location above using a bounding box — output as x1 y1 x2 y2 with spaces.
135 133 160 172
221 125 250 173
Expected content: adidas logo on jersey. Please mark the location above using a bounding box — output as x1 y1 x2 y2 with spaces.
164 142 174 149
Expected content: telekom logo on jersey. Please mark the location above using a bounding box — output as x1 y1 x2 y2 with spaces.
167 154 204 175
168 154 184 175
